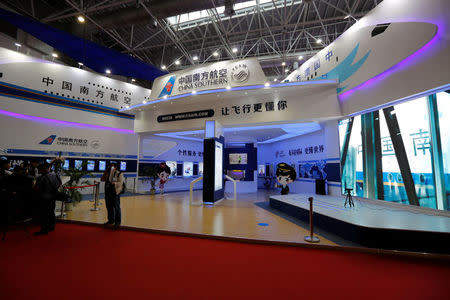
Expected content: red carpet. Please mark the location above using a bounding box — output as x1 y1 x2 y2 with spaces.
1 223 449 300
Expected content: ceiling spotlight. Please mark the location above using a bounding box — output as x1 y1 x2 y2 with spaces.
264 82 270 87
226 85 231 90
163 95 168 99
131 78 136 82
161 65 167 70
224 0 235 17
143 100 147 104
77 15 85 23
298 55 303 60
193 56 198 61
232 47 238 53
273 78 278 82
78 62 83 66
285 69 289 73
52 53 58 58
316 39 322 43
213 51 219 57
105 69 111 74
175 60 180 65
192 90 197 94
125 105 129 109
344 15 351 19
281 62 286 66
14 42 21 47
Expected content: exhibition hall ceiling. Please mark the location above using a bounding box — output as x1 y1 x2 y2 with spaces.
1 0 381 86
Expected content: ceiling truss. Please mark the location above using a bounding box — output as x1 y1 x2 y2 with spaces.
1 0 381 86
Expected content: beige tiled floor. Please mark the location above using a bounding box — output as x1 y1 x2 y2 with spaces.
63 190 336 246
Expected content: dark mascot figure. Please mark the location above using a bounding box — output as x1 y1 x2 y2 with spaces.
276 163 297 195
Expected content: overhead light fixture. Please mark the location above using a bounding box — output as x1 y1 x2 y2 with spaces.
226 85 231 90
143 100 147 104
105 69 111 74
344 15 351 19
14 42 21 47
77 15 85 23
224 0 235 17
161 65 167 70
125 105 129 109
192 90 197 94
298 55 303 60
281 62 286 66
52 53 58 58
163 95 168 99
193 56 198 61
232 47 238 53
264 82 270 87
131 78 136 82
285 69 289 73
78 62 83 66
213 51 219 57
316 39 322 43
273 78 278 82
175 60 180 65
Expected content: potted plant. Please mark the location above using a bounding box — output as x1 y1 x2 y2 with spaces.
141 165 158 195
62 161 92 210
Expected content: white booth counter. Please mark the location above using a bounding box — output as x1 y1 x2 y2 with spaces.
224 171 258 193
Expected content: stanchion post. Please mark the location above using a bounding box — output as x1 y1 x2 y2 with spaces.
304 197 320 243
89 182 95 202
90 182 101 211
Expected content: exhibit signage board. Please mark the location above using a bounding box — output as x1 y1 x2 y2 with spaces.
214 141 223 191
150 58 267 100
134 81 340 134
203 137 225 203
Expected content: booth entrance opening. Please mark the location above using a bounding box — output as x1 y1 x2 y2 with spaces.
135 120 332 204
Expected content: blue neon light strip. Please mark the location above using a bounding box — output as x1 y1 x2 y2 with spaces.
122 79 338 111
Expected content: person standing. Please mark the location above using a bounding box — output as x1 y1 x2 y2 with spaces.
33 163 61 235
101 162 124 229
0 158 13 230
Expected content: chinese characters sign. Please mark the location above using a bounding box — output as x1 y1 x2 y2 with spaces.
177 68 228 93
178 149 203 157
222 100 287 116
275 145 324 158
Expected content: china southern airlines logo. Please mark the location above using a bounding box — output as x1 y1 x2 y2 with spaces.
39 135 57 145
158 76 176 98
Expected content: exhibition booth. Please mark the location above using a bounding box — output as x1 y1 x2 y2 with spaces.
0 0 449 253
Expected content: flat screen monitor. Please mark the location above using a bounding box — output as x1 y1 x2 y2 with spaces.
99 161 106 171
193 163 199 176
215 141 223 191
266 165 271 177
177 164 183 176
198 162 204 176
258 164 265 176
74 160 83 170
120 161 127 171
166 161 177 178
229 153 247 165
87 160 95 171
183 162 193 177
63 159 70 170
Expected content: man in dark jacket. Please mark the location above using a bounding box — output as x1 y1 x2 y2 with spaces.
34 163 61 235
